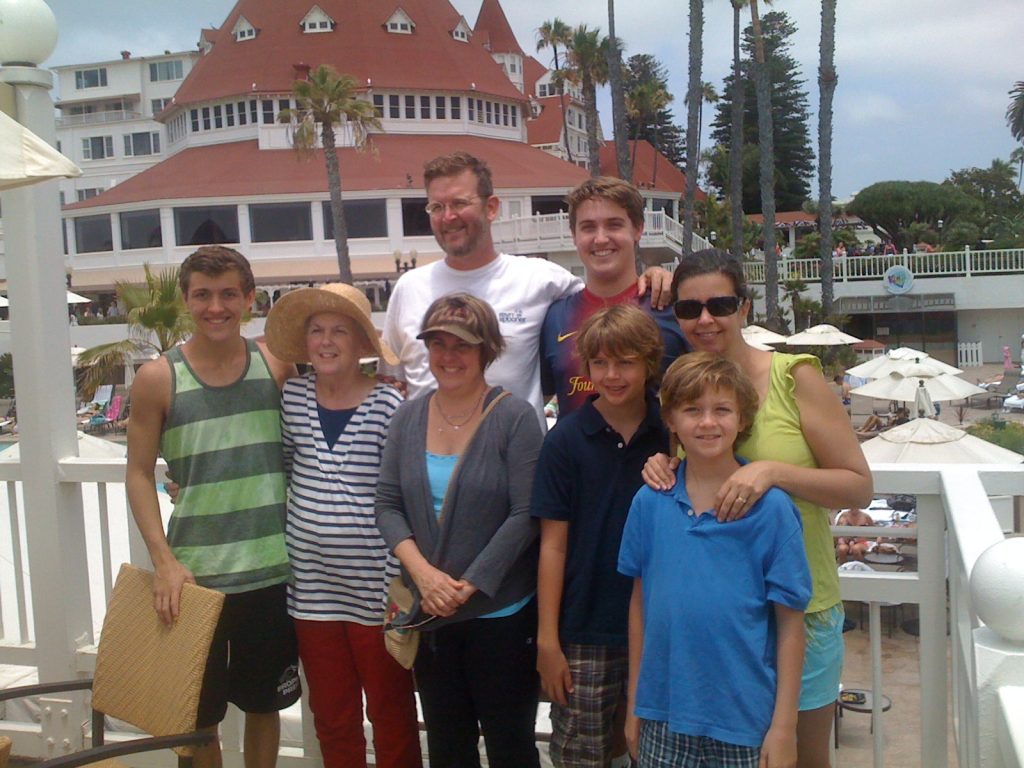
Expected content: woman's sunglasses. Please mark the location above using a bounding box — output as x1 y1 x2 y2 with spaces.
673 296 742 320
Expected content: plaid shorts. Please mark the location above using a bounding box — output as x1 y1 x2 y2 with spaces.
638 720 759 768
549 643 629 768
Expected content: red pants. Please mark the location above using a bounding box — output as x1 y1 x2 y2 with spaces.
294 619 422 768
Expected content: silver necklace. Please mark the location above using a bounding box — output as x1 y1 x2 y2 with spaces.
434 389 486 431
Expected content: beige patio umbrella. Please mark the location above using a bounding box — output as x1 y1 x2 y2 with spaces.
742 325 788 346
861 418 1024 464
3 293 91 306
0 109 81 191
785 324 861 346
847 353 961 380
850 367 987 403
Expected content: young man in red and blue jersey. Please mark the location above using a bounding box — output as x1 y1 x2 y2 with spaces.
540 178 688 419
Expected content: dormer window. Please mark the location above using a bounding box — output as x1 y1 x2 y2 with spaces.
233 16 257 42
451 17 471 43
301 6 334 33
385 8 415 34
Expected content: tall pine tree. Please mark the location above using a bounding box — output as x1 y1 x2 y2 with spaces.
709 11 814 213
623 54 686 169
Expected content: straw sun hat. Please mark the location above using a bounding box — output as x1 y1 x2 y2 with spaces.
264 283 398 366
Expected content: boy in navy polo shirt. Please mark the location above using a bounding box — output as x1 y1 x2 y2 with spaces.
619 353 810 768
533 304 669 768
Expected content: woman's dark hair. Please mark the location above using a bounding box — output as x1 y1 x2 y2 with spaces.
670 248 749 301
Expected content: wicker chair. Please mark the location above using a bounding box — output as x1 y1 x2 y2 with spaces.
0 564 224 768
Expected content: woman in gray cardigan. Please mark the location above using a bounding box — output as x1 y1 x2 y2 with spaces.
376 294 544 768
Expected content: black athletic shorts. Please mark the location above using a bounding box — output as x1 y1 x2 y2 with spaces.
196 582 301 728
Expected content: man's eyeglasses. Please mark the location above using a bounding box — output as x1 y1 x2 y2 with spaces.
425 197 480 217
673 296 742 320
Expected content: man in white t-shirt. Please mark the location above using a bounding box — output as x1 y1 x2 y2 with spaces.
383 151 669 422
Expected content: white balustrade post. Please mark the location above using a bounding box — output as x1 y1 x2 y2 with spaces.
0 0 92 755
965 245 972 277
917 492 949 768
970 538 1024 768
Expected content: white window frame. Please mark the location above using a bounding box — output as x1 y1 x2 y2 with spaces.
123 131 161 157
81 136 114 160
74 68 107 90
148 60 183 82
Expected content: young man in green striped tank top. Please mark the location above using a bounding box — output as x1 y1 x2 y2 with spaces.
126 246 300 768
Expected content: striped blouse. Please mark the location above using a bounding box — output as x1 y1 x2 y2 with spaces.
281 374 402 624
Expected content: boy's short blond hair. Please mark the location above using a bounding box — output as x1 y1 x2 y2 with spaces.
577 305 663 385
660 352 760 442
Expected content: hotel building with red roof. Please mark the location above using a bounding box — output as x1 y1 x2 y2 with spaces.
49 0 694 292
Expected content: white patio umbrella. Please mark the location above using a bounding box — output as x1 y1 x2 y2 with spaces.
847 354 961 380
850 368 987 403
785 324 861 346
742 324 788 346
914 380 937 418
0 109 81 191
860 418 1024 464
8 291 92 306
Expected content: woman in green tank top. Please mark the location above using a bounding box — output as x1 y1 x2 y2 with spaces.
644 249 872 768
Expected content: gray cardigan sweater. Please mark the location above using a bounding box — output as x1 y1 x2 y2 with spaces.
375 387 543 629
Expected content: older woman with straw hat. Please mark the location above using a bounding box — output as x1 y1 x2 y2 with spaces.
265 284 421 768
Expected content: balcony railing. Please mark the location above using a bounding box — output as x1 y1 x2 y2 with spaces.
1 456 1023 766
743 247 1024 284
56 110 144 127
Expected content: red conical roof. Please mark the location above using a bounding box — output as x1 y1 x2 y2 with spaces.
472 0 524 56
170 0 524 110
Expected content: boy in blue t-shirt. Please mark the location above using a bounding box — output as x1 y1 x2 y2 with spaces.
619 352 811 768
533 304 670 768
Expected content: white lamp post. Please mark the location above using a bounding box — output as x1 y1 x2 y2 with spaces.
0 0 92 747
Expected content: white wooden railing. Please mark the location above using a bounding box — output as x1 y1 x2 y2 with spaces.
2 458 1024 766
744 247 1024 284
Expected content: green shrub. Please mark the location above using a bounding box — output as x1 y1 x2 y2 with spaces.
967 415 1024 455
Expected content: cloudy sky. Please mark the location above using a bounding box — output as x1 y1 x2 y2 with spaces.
41 0 1023 201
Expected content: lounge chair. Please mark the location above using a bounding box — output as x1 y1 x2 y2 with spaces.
972 375 1020 409
85 394 124 435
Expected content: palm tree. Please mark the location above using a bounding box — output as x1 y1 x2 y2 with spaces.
606 0 631 181
729 0 748 260
626 80 671 183
278 64 380 284
749 0 780 328
685 81 719 175
566 25 610 177
75 265 193 399
537 18 574 164
1011 146 1024 188
818 0 838 316
682 0 705 256
1007 81 1024 143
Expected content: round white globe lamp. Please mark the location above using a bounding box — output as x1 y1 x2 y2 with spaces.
0 0 58 66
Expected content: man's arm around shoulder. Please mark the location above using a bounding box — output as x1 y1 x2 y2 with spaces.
125 358 193 625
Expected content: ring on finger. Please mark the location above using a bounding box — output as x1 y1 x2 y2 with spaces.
737 497 747 504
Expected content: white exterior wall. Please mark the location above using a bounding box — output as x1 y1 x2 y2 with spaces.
763 273 1024 364
54 52 199 202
